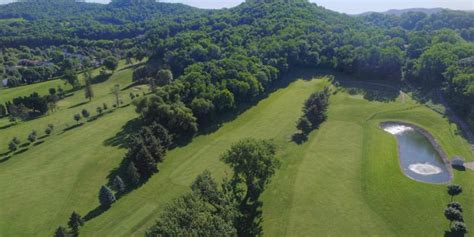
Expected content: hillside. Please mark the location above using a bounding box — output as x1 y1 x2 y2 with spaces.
357 8 446 16
1 0 474 236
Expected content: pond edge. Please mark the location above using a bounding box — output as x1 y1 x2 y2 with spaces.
379 121 453 184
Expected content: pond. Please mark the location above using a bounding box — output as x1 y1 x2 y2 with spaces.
381 122 451 184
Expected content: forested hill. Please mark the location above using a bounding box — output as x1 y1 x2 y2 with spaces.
1 0 474 128
0 0 201 46
136 0 474 132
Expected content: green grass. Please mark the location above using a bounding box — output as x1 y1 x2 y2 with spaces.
0 18 25 24
0 70 472 236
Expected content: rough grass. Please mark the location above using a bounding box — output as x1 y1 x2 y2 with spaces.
0 70 472 236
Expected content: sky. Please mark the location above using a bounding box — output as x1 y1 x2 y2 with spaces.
0 0 472 14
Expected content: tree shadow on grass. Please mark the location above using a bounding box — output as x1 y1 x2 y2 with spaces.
195 68 321 140
91 74 111 84
103 118 143 148
13 148 28 155
68 101 89 109
0 156 10 163
332 76 400 103
0 150 12 157
0 123 15 130
33 140 45 146
237 201 264 237
119 62 145 72
84 205 109 222
61 123 84 134
444 231 466 237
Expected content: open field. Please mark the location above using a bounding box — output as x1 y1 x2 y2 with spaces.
0 70 473 236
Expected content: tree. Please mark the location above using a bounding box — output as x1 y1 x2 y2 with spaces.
127 161 140 186
54 226 68 237
67 211 84 237
103 56 118 72
221 138 280 204
8 140 17 152
190 97 215 123
45 124 54 135
113 175 126 193
146 171 238 237
103 103 108 110
111 84 121 107
73 113 81 124
156 69 173 86
451 221 467 235
28 130 37 143
150 122 172 148
126 135 158 179
98 185 116 207
81 109 90 119
296 116 312 134
447 184 463 201
13 137 21 145
447 202 463 213
63 69 79 89
444 207 463 225
84 75 94 101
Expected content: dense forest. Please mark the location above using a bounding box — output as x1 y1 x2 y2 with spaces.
1 0 473 171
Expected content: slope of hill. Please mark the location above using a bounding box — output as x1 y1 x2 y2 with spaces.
357 8 445 16
1 0 474 236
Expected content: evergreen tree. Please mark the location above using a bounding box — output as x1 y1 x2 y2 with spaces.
99 185 116 207
67 211 84 237
84 75 94 101
127 161 140 186
113 175 126 192
126 135 158 179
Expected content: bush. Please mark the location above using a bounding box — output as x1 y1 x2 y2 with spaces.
8 140 17 152
73 113 81 123
81 109 90 118
28 130 37 143
451 221 467 234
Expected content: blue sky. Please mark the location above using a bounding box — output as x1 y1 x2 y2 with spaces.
0 0 472 14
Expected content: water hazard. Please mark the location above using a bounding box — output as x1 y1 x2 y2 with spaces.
381 123 451 184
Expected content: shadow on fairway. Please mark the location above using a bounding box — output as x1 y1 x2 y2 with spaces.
237 201 264 236
444 230 466 237
69 101 89 109
331 76 400 102
0 123 15 130
62 123 84 133
103 118 143 148
84 205 108 222
196 68 321 138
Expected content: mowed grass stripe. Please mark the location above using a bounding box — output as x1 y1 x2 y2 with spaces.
0 107 137 236
81 78 328 236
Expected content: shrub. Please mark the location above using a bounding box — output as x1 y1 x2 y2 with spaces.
74 113 81 123
81 109 90 118
28 130 37 143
